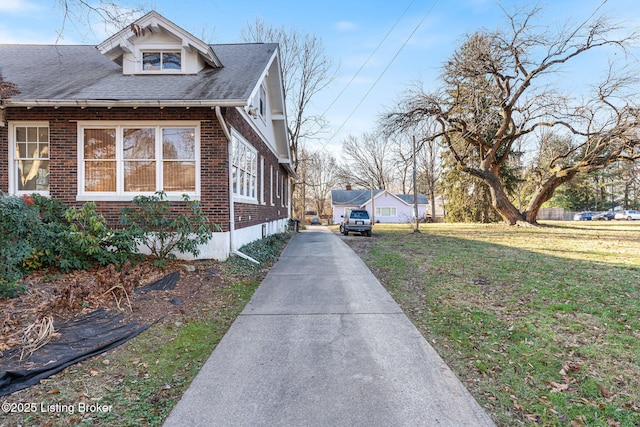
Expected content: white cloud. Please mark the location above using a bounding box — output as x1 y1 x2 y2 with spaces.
335 21 359 32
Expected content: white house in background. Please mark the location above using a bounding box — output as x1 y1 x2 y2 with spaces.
331 189 429 224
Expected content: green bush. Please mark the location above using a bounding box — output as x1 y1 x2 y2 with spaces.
0 195 44 296
1 194 142 297
239 233 290 264
57 202 139 272
225 233 291 276
120 192 220 267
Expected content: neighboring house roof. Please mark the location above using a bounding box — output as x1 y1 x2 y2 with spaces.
0 43 277 106
331 189 428 207
331 189 384 206
395 193 430 205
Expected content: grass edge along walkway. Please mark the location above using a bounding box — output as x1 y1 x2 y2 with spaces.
351 222 640 427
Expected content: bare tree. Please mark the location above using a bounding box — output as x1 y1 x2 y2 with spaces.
389 134 414 194
241 19 337 215
418 136 443 220
385 5 640 225
54 0 148 42
337 132 395 190
305 150 339 216
0 76 19 99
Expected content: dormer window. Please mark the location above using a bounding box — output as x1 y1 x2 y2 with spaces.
142 51 182 72
97 11 222 76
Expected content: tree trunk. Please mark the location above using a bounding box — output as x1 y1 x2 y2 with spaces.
525 171 577 223
469 169 526 225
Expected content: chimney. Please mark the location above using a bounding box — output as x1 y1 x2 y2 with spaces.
346 184 352 191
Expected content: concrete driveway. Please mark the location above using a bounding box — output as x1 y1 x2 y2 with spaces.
163 227 496 426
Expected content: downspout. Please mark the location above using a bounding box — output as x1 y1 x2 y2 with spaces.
215 106 260 265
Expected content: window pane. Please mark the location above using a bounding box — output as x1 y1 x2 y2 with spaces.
124 128 155 159
16 143 27 158
84 129 116 159
16 127 26 142
232 166 238 194
164 161 195 192
27 127 38 142
38 127 49 142
125 160 155 192
17 160 49 191
163 128 195 160
143 52 161 70
85 161 116 192
162 52 181 70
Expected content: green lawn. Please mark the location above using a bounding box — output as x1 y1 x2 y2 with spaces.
356 221 640 426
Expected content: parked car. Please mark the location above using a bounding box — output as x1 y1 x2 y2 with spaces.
340 209 372 236
593 211 615 220
573 212 594 221
309 216 321 225
614 210 640 220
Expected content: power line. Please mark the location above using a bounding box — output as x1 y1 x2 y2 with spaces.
319 0 418 118
320 0 440 151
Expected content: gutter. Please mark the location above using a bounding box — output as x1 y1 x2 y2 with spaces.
4 99 247 109
214 106 260 265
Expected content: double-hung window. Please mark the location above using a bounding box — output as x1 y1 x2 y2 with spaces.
10 123 49 195
79 122 198 199
231 132 258 202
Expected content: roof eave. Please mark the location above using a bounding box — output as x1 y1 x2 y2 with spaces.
1 99 247 108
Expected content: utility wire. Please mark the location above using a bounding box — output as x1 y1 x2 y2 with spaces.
321 0 439 150
319 0 417 118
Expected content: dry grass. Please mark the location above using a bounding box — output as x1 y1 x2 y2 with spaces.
342 221 640 426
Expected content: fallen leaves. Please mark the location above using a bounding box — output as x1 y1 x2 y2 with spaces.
549 381 570 393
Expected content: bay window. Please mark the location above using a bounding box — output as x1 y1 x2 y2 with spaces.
79 122 198 199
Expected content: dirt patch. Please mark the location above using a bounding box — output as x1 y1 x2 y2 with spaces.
332 227 378 256
0 259 227 357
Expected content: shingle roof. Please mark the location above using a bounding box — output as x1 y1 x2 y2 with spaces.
395 194 429 205
0 43 276 103
331 190 429 206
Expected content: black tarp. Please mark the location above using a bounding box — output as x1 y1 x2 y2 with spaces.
0 308 150 397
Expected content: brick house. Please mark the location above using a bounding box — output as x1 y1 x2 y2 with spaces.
0 11 293 260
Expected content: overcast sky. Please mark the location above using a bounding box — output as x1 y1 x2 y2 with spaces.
2 0 639 155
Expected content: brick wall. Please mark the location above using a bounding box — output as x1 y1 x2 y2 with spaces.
225 108 290 229
1 106 291 231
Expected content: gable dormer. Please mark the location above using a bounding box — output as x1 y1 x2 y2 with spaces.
97 11 222 75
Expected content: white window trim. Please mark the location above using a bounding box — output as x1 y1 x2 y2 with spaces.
231 130 259 205
375 207 397 217
258 84 267 123
8 121 50 197
136 45 185 74
77 121 200 202
270 165 274 206
260 156 265 205
280 175 286 208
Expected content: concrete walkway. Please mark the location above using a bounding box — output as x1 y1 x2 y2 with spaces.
163 227 496 427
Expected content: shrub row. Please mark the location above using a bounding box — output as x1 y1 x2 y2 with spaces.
0 192 218 298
